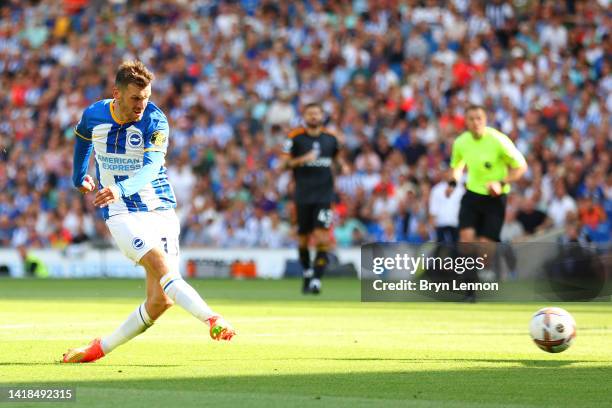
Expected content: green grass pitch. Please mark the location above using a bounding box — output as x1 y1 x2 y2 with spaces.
1 278 611 407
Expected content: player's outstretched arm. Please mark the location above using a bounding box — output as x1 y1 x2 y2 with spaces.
281 150 318 170
93 151 165 207
115 150 165 197
504 163 528 183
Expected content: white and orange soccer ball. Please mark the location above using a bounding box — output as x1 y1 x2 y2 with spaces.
529 307 576 353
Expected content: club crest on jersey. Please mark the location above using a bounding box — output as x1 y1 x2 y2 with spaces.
127 130 143 148
132 238 145 250
151 131 167 146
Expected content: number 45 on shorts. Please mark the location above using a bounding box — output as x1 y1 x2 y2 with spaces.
317 208 333 229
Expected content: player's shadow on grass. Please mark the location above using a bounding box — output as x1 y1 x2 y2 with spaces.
13 367 612 407
514 359 583 367
0 362 181 368
189 357 607 368
315 358 591 367
0 359 595 369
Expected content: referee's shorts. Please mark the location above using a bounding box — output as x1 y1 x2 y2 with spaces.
458 190 507 242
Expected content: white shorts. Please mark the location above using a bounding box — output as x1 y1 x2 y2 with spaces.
106 210 180 264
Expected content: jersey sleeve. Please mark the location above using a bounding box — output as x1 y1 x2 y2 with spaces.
74 108 93 140
72 107 94 187
282 137 297 157
72 136 93 188
115 151 165 197
496 130 526 169
144 108 170 154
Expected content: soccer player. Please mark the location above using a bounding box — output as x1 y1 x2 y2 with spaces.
281 102 345 294
450 105 527 301
63 61 235 363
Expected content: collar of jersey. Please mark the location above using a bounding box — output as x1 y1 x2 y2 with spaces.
110 100 129 125
469 131 487 140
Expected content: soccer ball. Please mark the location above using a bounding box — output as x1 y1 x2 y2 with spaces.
529 307 576 353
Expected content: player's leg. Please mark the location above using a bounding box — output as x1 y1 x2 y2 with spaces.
97 266 167 357
457 192 482 302
100 215 177 351
153 211 235 340
144 262 174 320
63 213 165 363
96 260 174 357
463 194 506 302
458 192 478 243
100 224 185 355
296 203 314 293
477 195 506 243
310 229 330 294
62 211 234 363
309 204 334 294
459 227 476 242
298 233 313 292
475 194 506 277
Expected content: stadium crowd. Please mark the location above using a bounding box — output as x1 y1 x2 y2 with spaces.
0 0 610 251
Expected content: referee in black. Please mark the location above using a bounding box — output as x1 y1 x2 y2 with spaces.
281 102 345 294
450 105 527 300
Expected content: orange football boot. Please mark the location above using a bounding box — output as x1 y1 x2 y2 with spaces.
206 316 236 341
62 338 105 363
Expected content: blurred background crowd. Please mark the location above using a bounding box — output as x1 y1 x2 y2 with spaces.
0 0 610 251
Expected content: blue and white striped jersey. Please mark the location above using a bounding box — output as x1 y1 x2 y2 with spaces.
74 99 176 219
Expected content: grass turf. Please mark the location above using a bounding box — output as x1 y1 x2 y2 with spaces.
0 278 611 408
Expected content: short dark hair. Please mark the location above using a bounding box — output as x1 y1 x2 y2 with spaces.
465 104 486 114
303 102 323 112
115 60 154 89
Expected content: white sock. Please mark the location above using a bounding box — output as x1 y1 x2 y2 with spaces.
160 273 216 323
101 302 153 354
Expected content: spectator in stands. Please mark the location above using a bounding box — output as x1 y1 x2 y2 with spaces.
516 197 552 235
428 169 464 243
578 197 607 230
334 208 367 249
500 208 525 243
0 0 609 250
548 181 577 228
578 173 606 204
